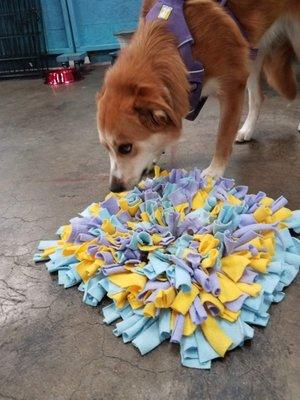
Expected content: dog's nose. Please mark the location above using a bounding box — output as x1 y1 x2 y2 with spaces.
110 177 126 193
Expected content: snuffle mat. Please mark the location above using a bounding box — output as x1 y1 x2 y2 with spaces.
34 167 300 369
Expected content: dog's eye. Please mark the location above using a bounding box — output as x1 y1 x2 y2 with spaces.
118 144 133 155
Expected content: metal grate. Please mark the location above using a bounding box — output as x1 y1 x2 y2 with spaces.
0 0 48 78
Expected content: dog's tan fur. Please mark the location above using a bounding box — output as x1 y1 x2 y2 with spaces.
98 0 300 191
264 40 297 101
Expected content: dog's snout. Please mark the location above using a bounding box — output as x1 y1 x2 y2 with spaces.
110 177 126 193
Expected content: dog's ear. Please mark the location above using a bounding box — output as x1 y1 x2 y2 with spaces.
133 84 180 131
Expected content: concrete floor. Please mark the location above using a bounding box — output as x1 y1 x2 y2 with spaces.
0 65 299 400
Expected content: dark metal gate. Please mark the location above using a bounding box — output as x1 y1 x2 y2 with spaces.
0 0 48 78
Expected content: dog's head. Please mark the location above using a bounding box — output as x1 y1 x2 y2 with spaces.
97 76 183 192
96 21 190 191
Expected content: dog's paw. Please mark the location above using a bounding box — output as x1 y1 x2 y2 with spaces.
202 165 225 180
235 128 254 143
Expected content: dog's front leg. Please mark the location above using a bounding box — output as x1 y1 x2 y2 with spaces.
236 55 264 142
203 83 246 179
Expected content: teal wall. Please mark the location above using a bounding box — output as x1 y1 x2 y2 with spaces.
41 0 142 55
41 0 74 54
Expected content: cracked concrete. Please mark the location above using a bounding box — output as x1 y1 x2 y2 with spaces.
0 65 299 400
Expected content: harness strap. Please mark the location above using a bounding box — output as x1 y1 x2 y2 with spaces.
146 0 206 121
219 0 259 60
146 1 258 122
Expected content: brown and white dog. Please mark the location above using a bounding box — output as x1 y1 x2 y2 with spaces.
97 0 300 192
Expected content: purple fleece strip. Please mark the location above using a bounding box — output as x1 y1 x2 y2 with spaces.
198 224 214 234
68 225 89 243
177 218 203 236
144 289 160 303
271 196 288 213
169 169 184 184
208 272 220 296
101 197 119 215
97 236 110 246
233 223 278 238
171 256 194 275
224 231 238 254
216 177 235 192
117 211 132 223
160 236 175 246
102 266 127 276
206 303 220 317
225 294 249 312
194 269 211 292
189 296 207 324
169 190 188 207
237 230 261 246
123 248 140 260
240 268 258 284
170 313 185 343
186 252 201 269
87 244 98 255
244 192 266 208
215 186 229 202
144 190 159 201
78 233 96 242
234 243 259 256
239 214 256 227
96 251 115 264
124 259 141 265
189 241 200 250
137 281 170 300
71 216 101 228
183 180 199 201
168 212 179 236
248 204 259 213
113 236 130 249
233 185 248 199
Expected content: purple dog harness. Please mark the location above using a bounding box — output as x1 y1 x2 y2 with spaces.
146 0 258 121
